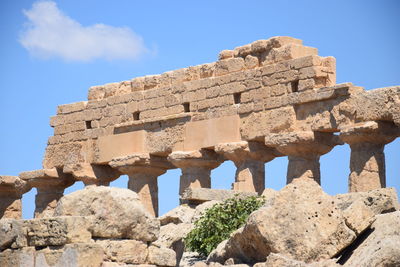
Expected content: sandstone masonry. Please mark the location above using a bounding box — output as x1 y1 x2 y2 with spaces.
1 36 399 218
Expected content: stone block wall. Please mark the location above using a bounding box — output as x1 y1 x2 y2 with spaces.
0 36 399 219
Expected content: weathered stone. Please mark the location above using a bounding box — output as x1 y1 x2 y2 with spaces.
0 219 27 250
180 252 205 267
147 245 177 267
0 246 35 267
96 239 148 264
25 216 91 246
0 176 31 219
253 253 340 267
159 204 195 225
63 163 121 186
334 187 399 215
341 199 375 235
35 243 104 267
154 222 193 264
54 186 159 241
341 211 400 267
181 188 257 206
208 179 356 263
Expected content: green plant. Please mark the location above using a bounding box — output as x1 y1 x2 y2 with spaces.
184 195 265 257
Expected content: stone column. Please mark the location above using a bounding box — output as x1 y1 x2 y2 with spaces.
19 168 74 218
215 141 278 194
63 163 121 186
0 176 31 219
110 153 173 217
266 131 342 185
286 154 321 184
340 121 398 192
168 150 222 196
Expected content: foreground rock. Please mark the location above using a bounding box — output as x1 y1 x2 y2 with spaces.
341 211 400 267
54 185 160 241
207 178 399 264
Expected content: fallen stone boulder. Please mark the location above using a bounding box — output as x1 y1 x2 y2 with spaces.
208 178 357 263
159 204 196 225
334 187 399 215
53 186 159 241
340 211 400 267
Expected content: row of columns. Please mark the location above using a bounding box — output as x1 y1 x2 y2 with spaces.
1 121 398 219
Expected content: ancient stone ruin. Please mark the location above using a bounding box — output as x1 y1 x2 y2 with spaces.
1 36 399 267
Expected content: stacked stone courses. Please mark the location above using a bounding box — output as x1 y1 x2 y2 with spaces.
1 36 399 220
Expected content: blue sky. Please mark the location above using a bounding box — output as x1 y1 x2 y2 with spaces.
1 0 399 218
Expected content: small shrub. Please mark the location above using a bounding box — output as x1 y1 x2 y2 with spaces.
184 195 265 257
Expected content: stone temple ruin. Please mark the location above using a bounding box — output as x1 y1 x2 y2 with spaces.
0 36 399 266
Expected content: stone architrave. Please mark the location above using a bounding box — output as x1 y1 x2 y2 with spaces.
340 121 399 192
63 163 121 186
168 150 222 196
19 168 74 218
110 153 173 217
265 131 342 184
0 176 31 219
215 141 279 194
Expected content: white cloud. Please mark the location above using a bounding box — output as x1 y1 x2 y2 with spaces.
19 1 148 62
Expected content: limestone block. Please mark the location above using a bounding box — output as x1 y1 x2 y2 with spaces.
88 85 106 101
43 141 88 169
96 239 148 264
250 39 270 54
199 63 215 78
147 245 177 267
50 115 65 127
288 55 322 70
342 211 400 267
159 204 195 225
208 179 356 263
218 50 234 60
0 247 35 267
269 36 303 47
63 163 121 185
341 199 375 235
214 58 245 77
103 82 120 98
334 187 399 215
96 130 146 164
244 55 259 69
0 219 27 250
234 44 251 58
299 66 333 79
181 115 241 151
131 77 145 91
0 176 31 219
54 186 160 241
57 101 88 115
345 86 400 126
181 188 257 205
34 243 104 267
153 223 193 264
272 44 318 63
25 216 91 246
